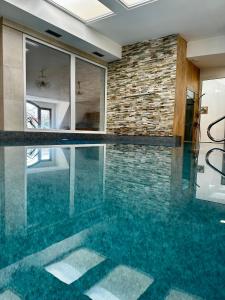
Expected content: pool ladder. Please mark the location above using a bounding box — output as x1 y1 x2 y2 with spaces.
207 115 225 142
206 148 225 177
206 116 225 176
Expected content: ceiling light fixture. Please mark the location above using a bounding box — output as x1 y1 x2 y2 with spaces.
46 0 114 23
77 81 83 95
36 69 50 88
118 0 159 9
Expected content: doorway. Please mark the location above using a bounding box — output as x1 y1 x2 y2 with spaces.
184 90 195 142
200 78 225 143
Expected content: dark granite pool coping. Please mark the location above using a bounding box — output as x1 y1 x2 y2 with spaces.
0 131 181 147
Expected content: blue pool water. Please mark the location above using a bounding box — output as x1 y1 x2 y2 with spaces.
0 143 225 299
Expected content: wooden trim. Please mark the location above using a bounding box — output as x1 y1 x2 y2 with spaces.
0 24 4 130
0 17 107 67
186 60 200 92
173 35 200 143
173 36 188 140
187 61 200 144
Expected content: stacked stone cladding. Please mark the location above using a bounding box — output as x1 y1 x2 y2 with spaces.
107 35 178 136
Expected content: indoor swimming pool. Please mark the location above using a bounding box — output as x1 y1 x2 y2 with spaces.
0 143 224 300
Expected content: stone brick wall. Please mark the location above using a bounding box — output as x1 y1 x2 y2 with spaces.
105 144 173 218
107 35 178 136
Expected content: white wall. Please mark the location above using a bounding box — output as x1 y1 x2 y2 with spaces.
187 36 225 69
187 35 225 58
201 67 225 81
200 78 225 142
196 144 225 205
2 25 24 131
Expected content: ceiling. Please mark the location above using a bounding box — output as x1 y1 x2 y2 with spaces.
91 0 225 45
190 53 225 69
1 0 225 67
0 0 121 61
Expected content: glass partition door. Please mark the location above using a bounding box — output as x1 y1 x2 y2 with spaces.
26 38 71 130
75 58 105 131
25 37 106 132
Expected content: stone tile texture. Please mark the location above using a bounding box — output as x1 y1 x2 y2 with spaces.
107 35 178 136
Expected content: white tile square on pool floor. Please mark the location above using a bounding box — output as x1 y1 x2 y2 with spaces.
85 264 154 300
45 247 105 285
165 289 202 300
0 290 21 300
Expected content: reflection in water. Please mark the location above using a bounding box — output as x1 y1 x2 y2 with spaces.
45 248 105 285
205 147 225 176
165 289 201 300
196 143 225 204
27 148 52 167
0 144 224 299
27 147 70 229
85 265 154 300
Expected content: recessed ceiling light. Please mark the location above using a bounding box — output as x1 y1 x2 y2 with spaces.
46 0 114 22
93 51 104 58
220 220 225 224
45 29 62 38
119 0 159 8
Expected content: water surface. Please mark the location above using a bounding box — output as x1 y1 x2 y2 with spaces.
0 143 224 299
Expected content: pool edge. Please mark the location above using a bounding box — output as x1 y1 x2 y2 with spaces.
0 131 181 147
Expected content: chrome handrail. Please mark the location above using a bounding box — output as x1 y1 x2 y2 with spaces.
205 148 225 177
207 115 225 142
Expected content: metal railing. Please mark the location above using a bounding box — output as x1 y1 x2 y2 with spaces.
207 115 225 142
205 147 225 177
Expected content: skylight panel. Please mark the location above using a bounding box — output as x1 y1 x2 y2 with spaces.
47 0 113 22
119 0 158 8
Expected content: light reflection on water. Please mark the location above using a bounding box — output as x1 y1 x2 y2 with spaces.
0 143 224 299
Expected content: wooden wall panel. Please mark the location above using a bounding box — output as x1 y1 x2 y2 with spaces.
187 60 200 92
173 36 187 139
0 24 3 130
173 36 200 142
